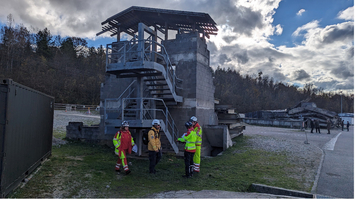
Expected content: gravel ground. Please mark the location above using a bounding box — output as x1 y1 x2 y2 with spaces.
52 110 100 146
246 135 322 190
53 110 100 132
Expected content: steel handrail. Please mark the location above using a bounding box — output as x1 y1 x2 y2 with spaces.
104 80 137 119
122 97 179 140
106 38 181 95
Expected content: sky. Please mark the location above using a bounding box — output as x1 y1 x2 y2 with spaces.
0 0 353 94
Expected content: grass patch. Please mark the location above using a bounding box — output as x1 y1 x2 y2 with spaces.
53 129 66 139
8 136 308 198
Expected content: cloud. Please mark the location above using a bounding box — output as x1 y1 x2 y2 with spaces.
292 20 319 37
272 71 287 81
337 6 354 21
222 36 237 43
275 24 283 35
218 54 232 65
297 9 306 16
298 21 354 48
330 62 354 79
0 0 352 93
293 69 311 81
233 50 249 64
320 22 354 44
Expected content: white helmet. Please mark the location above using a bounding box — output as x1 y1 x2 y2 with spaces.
152 119 160 126
190 116 197 122
121 120 129 127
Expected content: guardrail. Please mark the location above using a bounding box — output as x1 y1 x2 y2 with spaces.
106 36 182 94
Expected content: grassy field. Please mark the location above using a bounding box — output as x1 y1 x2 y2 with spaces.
8 135 309 198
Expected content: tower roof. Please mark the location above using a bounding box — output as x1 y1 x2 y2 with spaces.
97 6 218 38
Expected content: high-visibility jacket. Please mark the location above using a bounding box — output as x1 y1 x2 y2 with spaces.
148 127 161 151
193 122 202 146
178 127 197 152
113 130 135 155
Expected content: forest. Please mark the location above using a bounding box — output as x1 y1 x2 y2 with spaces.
0 15 353 113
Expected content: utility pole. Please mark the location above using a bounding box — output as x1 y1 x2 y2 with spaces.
340 91 343 114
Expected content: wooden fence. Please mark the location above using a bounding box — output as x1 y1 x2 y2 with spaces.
54 103 100 111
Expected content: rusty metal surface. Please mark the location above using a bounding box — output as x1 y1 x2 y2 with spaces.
0 79 54 197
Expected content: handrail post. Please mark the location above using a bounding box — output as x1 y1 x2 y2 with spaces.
123 42 126 64
104 99 107 120
121 98 125 120
165 107 168 133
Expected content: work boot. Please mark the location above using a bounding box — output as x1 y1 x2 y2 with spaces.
182 175 191 178
125 170 131 175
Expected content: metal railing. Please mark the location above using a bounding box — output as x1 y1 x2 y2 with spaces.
122 97 180 144
104 80 136 120
106 36 181 94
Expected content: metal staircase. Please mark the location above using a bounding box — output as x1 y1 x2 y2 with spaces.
105 23 182 103
103 22 182 154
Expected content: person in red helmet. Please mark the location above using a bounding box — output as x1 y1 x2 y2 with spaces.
113 121 135 175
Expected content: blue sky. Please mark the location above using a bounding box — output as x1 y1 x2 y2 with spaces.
270 0 353 47
0 0 353 94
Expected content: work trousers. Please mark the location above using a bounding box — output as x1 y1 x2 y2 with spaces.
193 145 201 172
149 149 162 173
116 149 129 171
316 127 320 133
184 151 195 177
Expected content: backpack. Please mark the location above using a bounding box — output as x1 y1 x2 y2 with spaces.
142 130 149 145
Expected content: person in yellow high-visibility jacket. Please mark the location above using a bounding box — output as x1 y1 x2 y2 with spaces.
190 116 202 173
113 121 135 175
177 121 197 178
148 119 162 174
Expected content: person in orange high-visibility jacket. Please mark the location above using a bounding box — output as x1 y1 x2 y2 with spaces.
190 116 202 173
177 121 197 178
113 121 135 175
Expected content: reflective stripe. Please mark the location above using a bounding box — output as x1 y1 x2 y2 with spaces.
196 141 202 144
186 146 196 150
186 141 195 143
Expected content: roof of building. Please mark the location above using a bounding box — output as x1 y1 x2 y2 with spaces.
97 6 218 38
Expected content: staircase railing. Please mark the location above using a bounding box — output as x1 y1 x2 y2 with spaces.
106 37 182 94
122 97 180 153
104 80 136 120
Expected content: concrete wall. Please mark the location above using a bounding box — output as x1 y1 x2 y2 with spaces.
99 74 136 137
164 32 218 129
163 32 218 156
66 122 140 147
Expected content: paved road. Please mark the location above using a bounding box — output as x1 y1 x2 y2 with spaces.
316 126 354 198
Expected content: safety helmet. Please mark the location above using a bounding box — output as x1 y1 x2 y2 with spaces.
185 121 193 129
121 121 129 127
152 119 161 126
190 116 197 122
